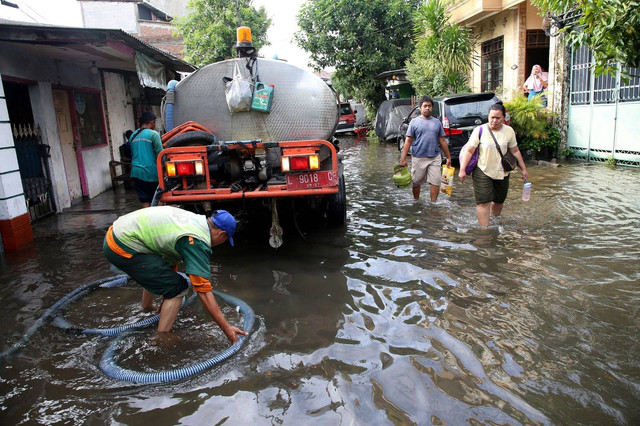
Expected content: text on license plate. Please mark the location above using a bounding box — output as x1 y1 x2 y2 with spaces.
286 170 339 190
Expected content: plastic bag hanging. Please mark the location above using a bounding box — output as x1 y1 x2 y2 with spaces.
224 61 253 113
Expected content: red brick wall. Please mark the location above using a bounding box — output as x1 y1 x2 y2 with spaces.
138 21 186 59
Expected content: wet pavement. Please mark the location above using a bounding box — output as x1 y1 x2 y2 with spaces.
31 184 139 238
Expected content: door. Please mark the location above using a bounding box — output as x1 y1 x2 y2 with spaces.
53 89 83 200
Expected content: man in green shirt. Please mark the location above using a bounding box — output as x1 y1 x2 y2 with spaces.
103 206 247 343
129 111 163 207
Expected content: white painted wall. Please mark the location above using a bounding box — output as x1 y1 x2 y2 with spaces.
81 1 139 32
0 76 28 220
30 82 72 210
103 71 136 162
82 144 112 198
148 0 190 18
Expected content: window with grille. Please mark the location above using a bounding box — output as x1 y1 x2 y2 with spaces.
481 36 503 92
526 30 549 48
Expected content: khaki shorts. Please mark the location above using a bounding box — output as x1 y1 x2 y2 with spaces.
411 156 442 187
472 167 510 204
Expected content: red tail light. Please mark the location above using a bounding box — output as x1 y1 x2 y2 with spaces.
442 116 450 129
166 159 204 177
445 128 464 135
177 162 195 175
290 156 309 170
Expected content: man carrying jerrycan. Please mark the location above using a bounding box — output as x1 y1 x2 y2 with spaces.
399 96 452 202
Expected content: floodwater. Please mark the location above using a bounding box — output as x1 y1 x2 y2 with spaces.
1 135 639 425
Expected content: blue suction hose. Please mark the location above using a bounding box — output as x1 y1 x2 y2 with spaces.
52 276 198 336
1 275 255 384
0 275 128 360
100 290 255 384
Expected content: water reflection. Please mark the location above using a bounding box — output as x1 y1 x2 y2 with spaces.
1 135 639 424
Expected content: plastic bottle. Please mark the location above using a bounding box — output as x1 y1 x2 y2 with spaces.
522 182 531 201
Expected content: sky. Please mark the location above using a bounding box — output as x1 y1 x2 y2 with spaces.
252 0 312 72
1 0 314 72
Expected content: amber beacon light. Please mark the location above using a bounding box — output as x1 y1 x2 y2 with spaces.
236 26 253 47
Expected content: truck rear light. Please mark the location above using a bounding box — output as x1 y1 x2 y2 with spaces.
309 154 319 169
281 154 319 172
177 162 195 175
166 160 204 177
290 156 309 170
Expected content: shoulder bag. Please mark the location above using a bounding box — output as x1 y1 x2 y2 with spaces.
487 127 518 172
464 125 482 175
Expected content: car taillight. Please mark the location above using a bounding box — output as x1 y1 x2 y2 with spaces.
442 116 450 129
281 154 320 172
166 160 204 177
446 128 464 135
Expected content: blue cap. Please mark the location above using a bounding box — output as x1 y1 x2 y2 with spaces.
212 210 236 247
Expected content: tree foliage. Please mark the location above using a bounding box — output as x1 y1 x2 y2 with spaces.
532 0 640 76
405 0 475 96
175 0 271 67
296 0 421 111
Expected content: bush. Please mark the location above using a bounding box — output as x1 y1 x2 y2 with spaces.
505 95 559 153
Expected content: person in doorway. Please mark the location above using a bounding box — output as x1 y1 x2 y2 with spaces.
523 64 548 102
457 101 528 226
103 206 247 343
130 111 162 207
399 96 452 201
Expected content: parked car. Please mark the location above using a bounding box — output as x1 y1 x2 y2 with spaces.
335 102 356 134
397 93 510 160
374 98 413 141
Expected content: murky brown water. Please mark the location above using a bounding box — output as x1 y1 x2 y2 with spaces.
1 135 639 425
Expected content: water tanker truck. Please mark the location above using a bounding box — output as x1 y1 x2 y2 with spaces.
155 27 345 248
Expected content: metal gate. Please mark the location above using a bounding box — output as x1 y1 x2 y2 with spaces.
567 45 640 167
13 123 56 221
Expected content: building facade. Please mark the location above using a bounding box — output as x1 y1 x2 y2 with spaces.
0 21 194 251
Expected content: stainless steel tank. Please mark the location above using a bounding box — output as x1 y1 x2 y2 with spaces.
169 58 339 142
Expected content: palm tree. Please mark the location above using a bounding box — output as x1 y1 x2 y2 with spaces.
406 0 476 96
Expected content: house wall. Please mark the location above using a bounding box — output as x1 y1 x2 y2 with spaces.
470 9 519 98
139 21 184 59
81 2 139 33
0 74 33 251
103 71 136 162
29 81 72 211
0 43 132 210
148 0 190 18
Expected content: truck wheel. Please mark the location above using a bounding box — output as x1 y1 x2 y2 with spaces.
326 175 346 226
165 131 216 148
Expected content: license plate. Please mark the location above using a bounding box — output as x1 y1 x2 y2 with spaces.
286 170 339 190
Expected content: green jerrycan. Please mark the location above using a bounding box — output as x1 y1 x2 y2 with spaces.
251 82 274 112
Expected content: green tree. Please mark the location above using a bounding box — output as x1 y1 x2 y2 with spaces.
175 0 271 67
532 0 640 76
405 0 475 96
296 0 422 112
